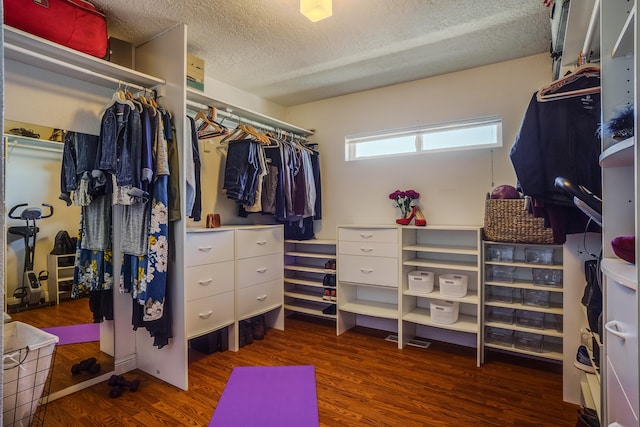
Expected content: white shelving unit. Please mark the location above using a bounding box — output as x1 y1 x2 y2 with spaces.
482 242 564 363
600 1 639 426
47 254 76 305
399 226 482 365
284 239 337 320
336 226 400 335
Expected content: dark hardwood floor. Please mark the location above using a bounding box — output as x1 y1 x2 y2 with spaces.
40 312 579 426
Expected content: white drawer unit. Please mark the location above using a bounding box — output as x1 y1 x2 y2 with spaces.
237 279 283 320
337 226 400 335
186 291 235 339
606 358 638 427
605 278 638 420
185 229 234 267
236 253 284 289
236 226 283 259
338 254 398 287
338 241 398 258
339 227 398 244
185 261 234 301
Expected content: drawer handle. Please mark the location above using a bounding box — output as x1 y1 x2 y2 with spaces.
360 268 373 274
256 267 267 273
198 310 213 319
256 240 267 245
198 278 213 286
360 234 373 239
198 246 212 252
605 320 628 342
360 247 373 253
257 294 267 302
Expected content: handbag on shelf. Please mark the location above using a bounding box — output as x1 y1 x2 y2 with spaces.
5 0 108 59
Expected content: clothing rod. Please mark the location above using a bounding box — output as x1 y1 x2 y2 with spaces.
581 0 600 64
5 42 151 92
186 99 309 139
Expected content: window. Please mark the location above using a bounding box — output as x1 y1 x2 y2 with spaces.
345 115 502 161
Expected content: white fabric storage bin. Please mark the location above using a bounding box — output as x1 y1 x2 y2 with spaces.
408 270 434 293
439 273 468 298
430 300 460 324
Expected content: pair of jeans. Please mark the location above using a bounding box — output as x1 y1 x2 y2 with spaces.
224 139 261 205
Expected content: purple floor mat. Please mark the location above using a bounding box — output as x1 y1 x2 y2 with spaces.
42 323 100 346
209 365 319 427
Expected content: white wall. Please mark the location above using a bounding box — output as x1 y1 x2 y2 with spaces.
284 53 551 240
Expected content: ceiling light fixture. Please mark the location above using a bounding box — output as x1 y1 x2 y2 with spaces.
300 0 332 22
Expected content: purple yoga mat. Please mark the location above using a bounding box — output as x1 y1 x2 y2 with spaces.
209 365 319 427
42 323 100 346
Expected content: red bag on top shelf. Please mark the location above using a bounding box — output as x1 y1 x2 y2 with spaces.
4 0 108 59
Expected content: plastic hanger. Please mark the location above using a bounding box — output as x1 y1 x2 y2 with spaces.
99 85 136 117
537 64 600 102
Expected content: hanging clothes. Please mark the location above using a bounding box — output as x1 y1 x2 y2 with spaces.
510 70 602 243
186 116 202 221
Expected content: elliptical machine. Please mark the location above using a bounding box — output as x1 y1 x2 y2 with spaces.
8 203 53 309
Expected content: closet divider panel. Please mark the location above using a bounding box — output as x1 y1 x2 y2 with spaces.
133 24 189 390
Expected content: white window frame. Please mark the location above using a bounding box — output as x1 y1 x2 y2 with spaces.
345 115 502 161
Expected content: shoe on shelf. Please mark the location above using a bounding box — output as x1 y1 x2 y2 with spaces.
396 206 416 225
414 206 427 226
574 345 595 374
580 328 593 352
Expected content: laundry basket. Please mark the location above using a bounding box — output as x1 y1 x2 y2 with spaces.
3 321 58 427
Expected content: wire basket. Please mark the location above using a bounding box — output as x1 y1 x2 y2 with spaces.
3 321 58 427
483 197 554 244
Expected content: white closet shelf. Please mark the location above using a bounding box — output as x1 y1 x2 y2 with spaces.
403 309 478 334
403 258 478 271
284 264 334 274
403 289 479 305
484 301 564 315
599 137 635 167
339 300 398 319
4 25 165 90
284 277 325 288
484 260 563 270
187 88 314 136
484 321 563 338
285 251 336 259
284 302 336 319
402 244 478 255
484 342 563 361
601 257 637 291
485 280 564 293
284 288 334 304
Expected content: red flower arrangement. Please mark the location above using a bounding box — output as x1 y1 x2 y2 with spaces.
389 189 420 217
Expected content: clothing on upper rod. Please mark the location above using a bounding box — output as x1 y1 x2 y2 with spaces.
510 65 601 244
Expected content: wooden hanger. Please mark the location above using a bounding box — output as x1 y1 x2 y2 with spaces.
537 64 600 102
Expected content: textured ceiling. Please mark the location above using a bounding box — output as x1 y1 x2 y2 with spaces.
90 0 552 107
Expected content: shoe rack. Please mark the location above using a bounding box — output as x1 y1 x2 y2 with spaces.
284 239 337 320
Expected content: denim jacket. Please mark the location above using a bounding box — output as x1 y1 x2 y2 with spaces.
59 131 99 204
96 102 142 187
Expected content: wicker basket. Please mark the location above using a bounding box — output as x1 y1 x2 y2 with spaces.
483 198 554 244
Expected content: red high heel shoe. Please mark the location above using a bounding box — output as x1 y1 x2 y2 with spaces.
396 206 416 225
414 207 427 226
